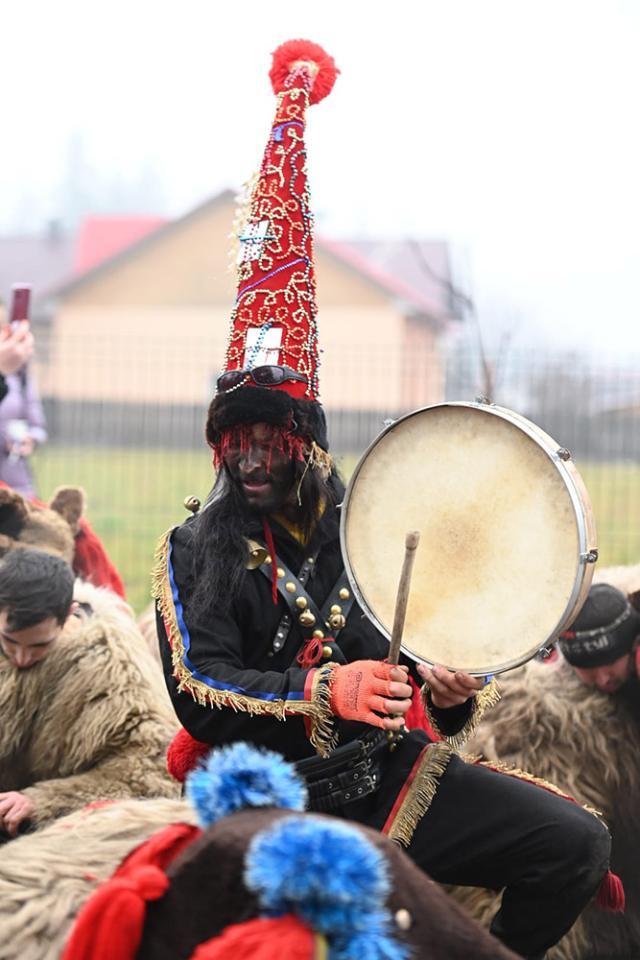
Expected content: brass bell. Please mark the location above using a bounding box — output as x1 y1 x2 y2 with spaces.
339 587 350 601
329 613 346 630
312 629 325 639
295 596 308 609
245 539 269 570
183 495 201 514
298 609 316 628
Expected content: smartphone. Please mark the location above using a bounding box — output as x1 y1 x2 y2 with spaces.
9 284 31 327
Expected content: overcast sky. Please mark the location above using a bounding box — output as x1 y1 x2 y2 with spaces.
2 0 639 355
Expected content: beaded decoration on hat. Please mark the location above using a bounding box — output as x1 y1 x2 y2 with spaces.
221 39 339 402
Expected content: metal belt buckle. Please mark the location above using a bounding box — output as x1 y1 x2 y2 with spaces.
348 758 371 786
342 772 378 804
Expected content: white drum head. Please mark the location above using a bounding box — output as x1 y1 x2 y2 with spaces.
341 403 595 674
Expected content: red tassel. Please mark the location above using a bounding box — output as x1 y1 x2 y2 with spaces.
212 426 307 472
296 636 324 669
62 823 201 960
269 39 339 105
596 869 625 912
262 518 279 605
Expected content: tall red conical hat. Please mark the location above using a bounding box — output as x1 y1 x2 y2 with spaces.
207 40 338 459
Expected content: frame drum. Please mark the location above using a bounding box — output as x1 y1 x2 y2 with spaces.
340 402 597 675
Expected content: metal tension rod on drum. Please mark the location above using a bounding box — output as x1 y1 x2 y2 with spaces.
388 530 421 666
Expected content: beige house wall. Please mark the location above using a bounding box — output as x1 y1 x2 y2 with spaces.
319 308 442 411
64 202 237 308
45 197 446 411
42 306 228 403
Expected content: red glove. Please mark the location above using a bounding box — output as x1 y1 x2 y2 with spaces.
329 660 410 728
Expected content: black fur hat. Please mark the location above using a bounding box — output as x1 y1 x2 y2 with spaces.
205 387 328 453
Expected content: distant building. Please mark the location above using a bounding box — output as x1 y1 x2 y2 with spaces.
6 191 461 448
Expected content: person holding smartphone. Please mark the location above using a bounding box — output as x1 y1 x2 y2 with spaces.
0 291 45 496
0 318 34 400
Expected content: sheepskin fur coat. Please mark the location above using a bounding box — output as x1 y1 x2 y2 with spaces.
449 655 640 960
0 796 193 960
0 581 179 832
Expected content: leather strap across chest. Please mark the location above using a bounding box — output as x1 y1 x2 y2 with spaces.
255 549 355 653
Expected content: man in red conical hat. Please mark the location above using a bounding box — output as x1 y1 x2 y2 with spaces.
154 40 611 960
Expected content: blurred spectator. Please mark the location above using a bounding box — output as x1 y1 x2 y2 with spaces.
0 319 34 395
0 301 45 496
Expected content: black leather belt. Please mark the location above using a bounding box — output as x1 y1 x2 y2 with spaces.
296 729 393 811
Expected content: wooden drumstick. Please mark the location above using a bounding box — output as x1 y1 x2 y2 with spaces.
388 530 421 666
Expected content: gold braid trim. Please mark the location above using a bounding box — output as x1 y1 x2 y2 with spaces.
387 741 453 847
461 754 605 823
422 678 501 751
151 530 335 755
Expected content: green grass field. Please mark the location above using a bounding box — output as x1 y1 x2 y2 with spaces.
30 447 640 613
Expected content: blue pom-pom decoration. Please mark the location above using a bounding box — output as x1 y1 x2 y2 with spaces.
185 742 307 827
246 816 410 960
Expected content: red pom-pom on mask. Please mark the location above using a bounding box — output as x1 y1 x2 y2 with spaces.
269 39 339 105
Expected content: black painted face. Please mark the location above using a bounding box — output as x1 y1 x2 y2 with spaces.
224 423 296 515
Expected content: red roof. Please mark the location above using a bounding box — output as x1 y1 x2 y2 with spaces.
74 216 168 274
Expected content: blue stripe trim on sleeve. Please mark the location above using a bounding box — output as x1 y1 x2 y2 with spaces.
167 539 305 702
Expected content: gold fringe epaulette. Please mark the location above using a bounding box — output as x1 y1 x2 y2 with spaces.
308 663 339 756
422 678 501 752
387 741 453 847
151 529 337 758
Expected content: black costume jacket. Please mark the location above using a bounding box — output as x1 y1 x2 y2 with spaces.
155 503 497 844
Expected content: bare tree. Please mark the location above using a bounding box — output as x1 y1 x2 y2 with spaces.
409 239 514 401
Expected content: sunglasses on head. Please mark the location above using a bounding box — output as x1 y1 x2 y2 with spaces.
217 365 308 392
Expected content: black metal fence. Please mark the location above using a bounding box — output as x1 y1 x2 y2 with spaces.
38 344 640 462
17 338 640 610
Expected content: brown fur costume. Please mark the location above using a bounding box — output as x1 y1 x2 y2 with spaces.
136 807 519 960
0 484 78 562
0 579 179 832
0 783 521 960
0 484 126 597
448 564 640 959
0 797 193 960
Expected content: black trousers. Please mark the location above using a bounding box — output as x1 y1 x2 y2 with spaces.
399 755 610 959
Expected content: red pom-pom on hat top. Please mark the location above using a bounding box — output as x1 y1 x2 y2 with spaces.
220 40 338 404
269 39 339 105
